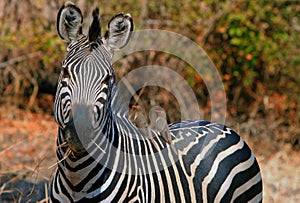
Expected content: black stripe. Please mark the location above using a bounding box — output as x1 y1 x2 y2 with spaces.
208 144 251 201
194 132 240 202
233 180 262 203
221 161 262 202
175 161 191 202
166 164 181 202
58 174 73 201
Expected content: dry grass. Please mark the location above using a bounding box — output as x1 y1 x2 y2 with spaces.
0 107 56 202
0 107 299 202
258 147 300 202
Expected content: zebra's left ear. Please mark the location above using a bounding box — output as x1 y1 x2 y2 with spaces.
105 13 133 51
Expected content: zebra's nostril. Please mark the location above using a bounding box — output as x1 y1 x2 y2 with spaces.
62 118 86 154
61 104 96 153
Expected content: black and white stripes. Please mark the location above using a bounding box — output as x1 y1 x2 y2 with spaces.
50 2 262 202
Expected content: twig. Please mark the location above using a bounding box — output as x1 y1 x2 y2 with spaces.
138 0 148 25
27 77 39 110
48 148 72 169
0 52 42 69
0 140 25 155
142 19 177 27
37 183 49 203
121 77 148 112
94 142 106 154
202 0 239 43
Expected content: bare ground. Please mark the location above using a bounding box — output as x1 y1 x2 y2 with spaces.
0 108 299 202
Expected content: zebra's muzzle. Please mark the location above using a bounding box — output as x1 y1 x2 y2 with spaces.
62 104 96 154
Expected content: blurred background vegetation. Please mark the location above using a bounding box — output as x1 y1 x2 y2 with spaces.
0 0 299 149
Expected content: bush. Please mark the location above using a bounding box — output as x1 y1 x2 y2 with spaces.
0 0 299 126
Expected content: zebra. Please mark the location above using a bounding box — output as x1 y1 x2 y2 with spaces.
50 2 263 202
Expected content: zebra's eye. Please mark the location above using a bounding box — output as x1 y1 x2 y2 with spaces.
102 75 111 85
91 103 102 129
93 105 100 121
63 68 70 78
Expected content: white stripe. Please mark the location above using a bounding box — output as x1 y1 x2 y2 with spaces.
190 132 227 177
145 133 165 202
217 152 255 203
177 153 195 202
179 128 209 155
166 143 186 203
248 191 262 203
155 146 176 202
175 131 226 203
100 147 127 202
230 172 262 203
201 137 244 202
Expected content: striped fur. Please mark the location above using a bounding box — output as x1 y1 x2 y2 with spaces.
50 2 262 202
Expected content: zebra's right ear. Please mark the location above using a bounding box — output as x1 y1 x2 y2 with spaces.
57 2 83 43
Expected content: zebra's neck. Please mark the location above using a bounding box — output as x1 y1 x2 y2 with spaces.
55 83 172 196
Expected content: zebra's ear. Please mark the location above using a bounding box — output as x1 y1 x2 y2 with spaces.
57 2 83 43
105 13 133 51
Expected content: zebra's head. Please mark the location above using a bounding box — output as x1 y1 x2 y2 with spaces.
54 2 133 154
